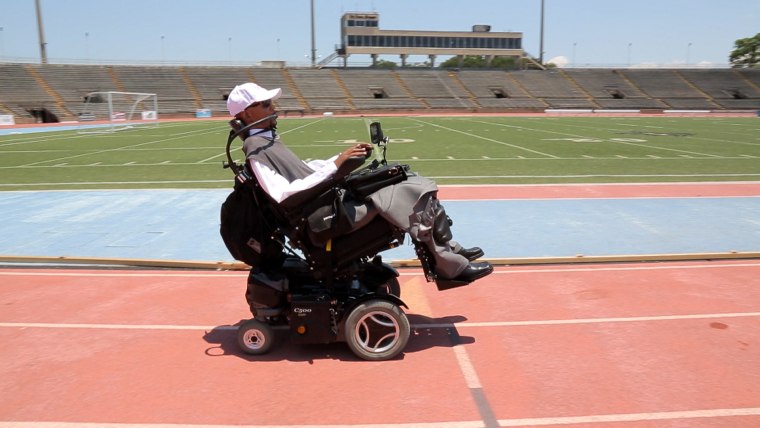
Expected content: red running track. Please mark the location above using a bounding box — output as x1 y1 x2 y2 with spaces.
437 182 760 200
1 182 759 427
1 259 760 427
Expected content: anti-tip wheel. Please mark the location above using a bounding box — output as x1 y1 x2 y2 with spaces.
237 319 274 355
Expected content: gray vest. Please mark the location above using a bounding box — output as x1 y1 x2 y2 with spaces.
242 133 313 181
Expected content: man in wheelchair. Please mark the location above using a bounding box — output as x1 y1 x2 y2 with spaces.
227 82 493 285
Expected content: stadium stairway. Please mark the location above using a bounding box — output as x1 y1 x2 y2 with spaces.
24 65 75 120
179 66 204 110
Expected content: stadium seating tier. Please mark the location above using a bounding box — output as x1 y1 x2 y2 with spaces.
1 64 758 123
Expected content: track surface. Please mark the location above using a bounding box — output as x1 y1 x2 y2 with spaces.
1 182 759 427
2 182 760 264
1 261 760 427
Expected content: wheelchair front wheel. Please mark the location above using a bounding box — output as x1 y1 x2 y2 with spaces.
345 299 410 361
237 319 274 355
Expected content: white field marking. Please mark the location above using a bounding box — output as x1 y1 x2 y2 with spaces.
197 151 228 164
6 154 758 168
3 312 759 332
541 117 760 147
0 132 92 147
0 122 206 147
192 118 327 165
497 407 760 427
679 134 760 148
0 422 485 428
0 122 199 148
0 179 230 187
615 123 665 129
453 345 482 389
423 312 760 329
1 409 759 428
409 118 559 158
0 322 230 331
278 117 327 135
3 154 758 171
465 118 724 158
20 127 220 167
4 173 760 187
2 146 238 154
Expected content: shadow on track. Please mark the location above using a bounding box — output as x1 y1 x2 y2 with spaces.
202 314 474 363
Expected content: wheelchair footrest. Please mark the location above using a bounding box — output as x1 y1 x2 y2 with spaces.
435 278 470 291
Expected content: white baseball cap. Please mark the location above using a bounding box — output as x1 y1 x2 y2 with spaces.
226 83 282 116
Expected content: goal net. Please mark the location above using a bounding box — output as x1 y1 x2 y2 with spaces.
77 91 159 133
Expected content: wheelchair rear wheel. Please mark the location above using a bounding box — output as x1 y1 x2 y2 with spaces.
345 299 410 361
237 319 274 355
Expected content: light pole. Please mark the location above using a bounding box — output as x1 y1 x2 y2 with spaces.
310 0 317 67
572 42 577 67
161 35 165 63
627 42 632 67
35 0 48 63
85 32 90 63
686 42 692 65
0 27 4 59
228 37 232 63
539 0 545 64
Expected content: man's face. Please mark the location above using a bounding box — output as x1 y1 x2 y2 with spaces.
239 99 277 129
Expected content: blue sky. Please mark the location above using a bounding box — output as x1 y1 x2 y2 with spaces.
0 0 758 67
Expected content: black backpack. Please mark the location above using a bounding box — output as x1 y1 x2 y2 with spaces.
220 179 284 269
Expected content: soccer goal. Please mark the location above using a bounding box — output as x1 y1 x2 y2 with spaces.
78 91 159 133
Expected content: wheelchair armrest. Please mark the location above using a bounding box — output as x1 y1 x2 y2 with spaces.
279 176 340 212
335 156 366 180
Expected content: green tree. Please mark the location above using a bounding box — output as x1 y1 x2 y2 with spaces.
371 59 397 69
729 33 760 68
490 56 517 69
439 55 518 69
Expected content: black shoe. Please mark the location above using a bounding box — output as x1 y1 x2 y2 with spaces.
452 261 493 283
456 246 484 261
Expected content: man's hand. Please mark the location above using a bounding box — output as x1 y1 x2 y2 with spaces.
335 143 372 168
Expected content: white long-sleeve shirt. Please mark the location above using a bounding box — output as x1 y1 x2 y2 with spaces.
246 156 338 203
244 130 339 203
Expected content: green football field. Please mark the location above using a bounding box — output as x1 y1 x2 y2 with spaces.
1 115 759 190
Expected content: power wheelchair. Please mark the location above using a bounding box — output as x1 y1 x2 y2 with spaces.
221 119 468 361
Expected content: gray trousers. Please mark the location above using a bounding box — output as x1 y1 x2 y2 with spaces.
344 175 469 279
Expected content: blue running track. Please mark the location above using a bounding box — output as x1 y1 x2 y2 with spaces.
1 189 759 265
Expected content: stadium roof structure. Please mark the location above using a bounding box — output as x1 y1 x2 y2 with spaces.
325 12 525 67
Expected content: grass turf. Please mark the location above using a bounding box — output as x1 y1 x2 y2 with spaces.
1 115 759 190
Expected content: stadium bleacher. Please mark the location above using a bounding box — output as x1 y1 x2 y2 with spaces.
0 63 758 123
